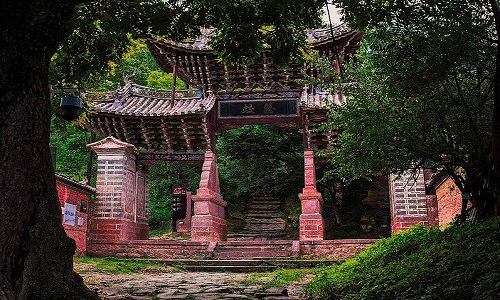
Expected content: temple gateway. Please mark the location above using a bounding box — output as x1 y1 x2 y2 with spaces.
84 25 438 258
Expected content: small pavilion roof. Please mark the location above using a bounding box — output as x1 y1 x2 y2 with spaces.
151 24 360 53
93 83 215 117
87 83 215 153
146 24 362 92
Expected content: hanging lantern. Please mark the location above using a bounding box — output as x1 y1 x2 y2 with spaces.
60 95 82 121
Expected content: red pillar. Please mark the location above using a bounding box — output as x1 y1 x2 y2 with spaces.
299 150 324 240
191 151 227 241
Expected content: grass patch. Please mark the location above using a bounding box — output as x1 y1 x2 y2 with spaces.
263 268 317 289
149 229 170 237
242 272 275 285
74 257 175 274
305 218 500 300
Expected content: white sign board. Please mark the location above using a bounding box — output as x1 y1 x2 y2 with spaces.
63 203 77 225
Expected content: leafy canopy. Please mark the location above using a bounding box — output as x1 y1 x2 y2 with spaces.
50 0 325 89
323 1 495 190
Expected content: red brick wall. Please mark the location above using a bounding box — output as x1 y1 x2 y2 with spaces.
435 177 462 227
57 182 91 256
90 240 212 258
89 239 376 259
90 218 149 241
299 239 376 259
391 216 433 232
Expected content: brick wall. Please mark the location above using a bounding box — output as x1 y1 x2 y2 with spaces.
299 239 376 259
435 177 462 227
90 137 149 242
89 239 376 260
90 240 212 258
56 175 94 256
389 172 433 232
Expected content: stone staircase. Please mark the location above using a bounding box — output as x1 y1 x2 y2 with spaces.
228 194 289 241
156 258 340 272
213 240 295 259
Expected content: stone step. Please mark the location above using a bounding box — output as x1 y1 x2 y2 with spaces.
245 217 285 221
227 233 288 240
214 250 292 259
248 199 280 203
247 200 281 204
183 265 277 272
213 242 294 259
230 194 289 241
246 210 282 215
246 207 281 212
140 258 342 270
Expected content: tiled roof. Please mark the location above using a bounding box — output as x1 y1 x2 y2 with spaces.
55 173 96 194
93 83 215 117
154 25 356 52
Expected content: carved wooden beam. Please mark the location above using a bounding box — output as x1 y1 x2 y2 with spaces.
180 118 193 152
160 119 174 152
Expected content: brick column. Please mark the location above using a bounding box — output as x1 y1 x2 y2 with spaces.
299 150 324 241
191 151 227 241
389 171 432 232
88 137 149 242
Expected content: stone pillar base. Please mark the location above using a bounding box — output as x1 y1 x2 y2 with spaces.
191 151 227 241
299 189 324 241
191 214 227 241
299 214 324 240
191 192 227 241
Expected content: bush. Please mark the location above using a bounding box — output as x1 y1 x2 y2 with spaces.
305 218 500 300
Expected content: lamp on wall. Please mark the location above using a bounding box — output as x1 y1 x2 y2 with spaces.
80 200 88 213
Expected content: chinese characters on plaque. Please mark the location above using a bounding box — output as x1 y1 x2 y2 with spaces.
219 99 298 118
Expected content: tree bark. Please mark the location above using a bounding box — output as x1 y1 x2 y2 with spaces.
489 0 500 215
0 2 98 299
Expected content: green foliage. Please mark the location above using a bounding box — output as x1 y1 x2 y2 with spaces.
87 40 165 91
217 125 303 198
147 71 186 90
305 218 500 300
266 268 315 288
49 0 324 88
196 0 324 66
317 0 498 218
49 122 91 181
325 26 494 179
148 162 200 230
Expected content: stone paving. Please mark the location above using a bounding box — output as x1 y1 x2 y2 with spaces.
82 271 308 300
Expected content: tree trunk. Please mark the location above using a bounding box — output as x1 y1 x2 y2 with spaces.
0 2 98 299
490 0 500 216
